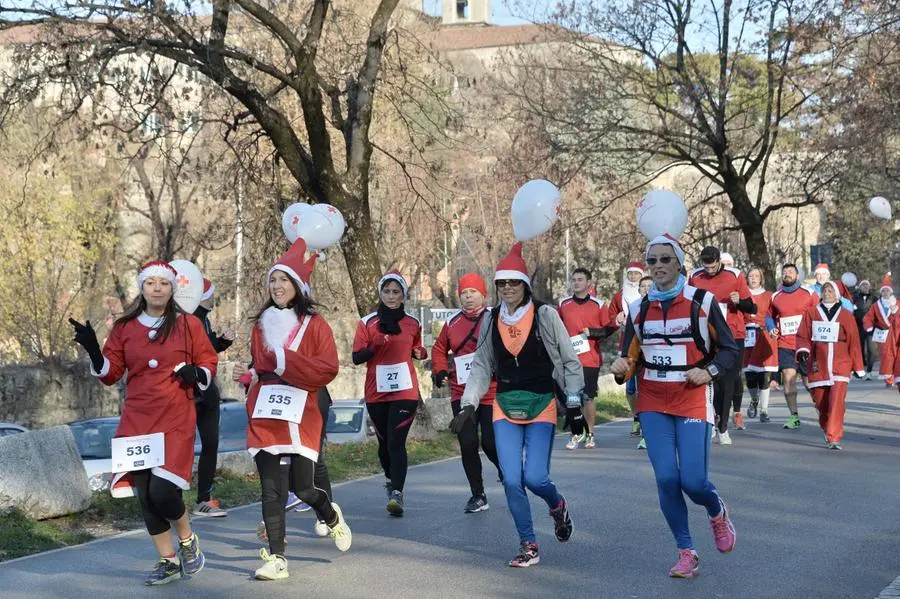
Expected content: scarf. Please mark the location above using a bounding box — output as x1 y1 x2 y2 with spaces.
779 280 802 293
462 306 486 319
500 299 533 326
821 302 840 321
377 302 406 335
649 274 686 303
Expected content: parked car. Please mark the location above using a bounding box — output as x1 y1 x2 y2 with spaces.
194 400 248 455
67 416 119 492
0 422 28 437
326 399 375 445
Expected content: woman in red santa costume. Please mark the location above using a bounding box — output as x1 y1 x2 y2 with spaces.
608 262 645 437
863 274 897 385
743 266 778 422
795 281 865 450
233 238 351 581
70 260 218 586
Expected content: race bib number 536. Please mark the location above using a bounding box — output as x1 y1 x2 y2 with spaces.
111 432 165 473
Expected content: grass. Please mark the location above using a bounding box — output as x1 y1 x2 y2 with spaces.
325 432 460 483
594 393 633 423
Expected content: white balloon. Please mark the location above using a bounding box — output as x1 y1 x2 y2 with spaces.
169 260 203 314
841 272 857 287
636 189 688 240
281 203 314 242
511 179 561 241
310 204 346 249
869 196 892 220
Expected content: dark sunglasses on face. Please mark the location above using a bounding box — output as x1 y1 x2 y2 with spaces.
496 279 524 288
646 256 675 265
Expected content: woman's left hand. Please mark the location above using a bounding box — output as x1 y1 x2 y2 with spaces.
686 367 712 386
412 347 427 360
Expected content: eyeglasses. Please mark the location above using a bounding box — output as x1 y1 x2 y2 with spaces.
496 279 524 288
645 256 675 265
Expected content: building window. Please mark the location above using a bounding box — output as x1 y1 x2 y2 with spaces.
142 111 162 135
456 0 468 19
182 111 201 133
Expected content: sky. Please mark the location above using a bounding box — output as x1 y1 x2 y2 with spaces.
421 0 533 25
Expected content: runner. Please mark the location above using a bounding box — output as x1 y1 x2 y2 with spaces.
743 267 778 422
431 272 501 513
688 246 755 445
235 239 351 581
352 270 427 517
795 281 864 450
70 260 218 585
191 277 234 518
608 262 645 441
811 264 854 311
610 234 738 578
635 276 653 449
852 280 876 377
862 275 896 385
559 268 611 450
765 264 819 429
453 242 580 568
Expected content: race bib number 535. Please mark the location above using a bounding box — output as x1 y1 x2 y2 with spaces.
253 384 308 423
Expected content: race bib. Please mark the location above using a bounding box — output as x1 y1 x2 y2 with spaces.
718 302 729 316
454 354 475 385
111 432 165 473
811 321 838 343
376 363 414 393
570 334 590 355
253 384 308 423
744 327 757 348
642 344 687 382
873 328 890 344
779 315 802 336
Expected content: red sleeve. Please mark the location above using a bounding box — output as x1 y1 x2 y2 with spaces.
187 315 218 379
431 322 451 374
352 319 370 353
883 313 900 377
279 316 339 391
737 273 751 299
608 293 622 317
599 302 611 327
863 304 876 332
795 308 813 357
845 315 864 374
97 324 126 385
412 321 427 360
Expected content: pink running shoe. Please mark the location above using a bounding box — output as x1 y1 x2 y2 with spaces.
709 500 736 553
669 548 699 578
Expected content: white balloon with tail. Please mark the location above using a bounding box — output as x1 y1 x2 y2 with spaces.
511 179 561 242
869 196 892 220
282 202 346 250
169 260 204 314
636 189 688 240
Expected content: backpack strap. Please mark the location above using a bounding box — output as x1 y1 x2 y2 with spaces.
691 288 709 356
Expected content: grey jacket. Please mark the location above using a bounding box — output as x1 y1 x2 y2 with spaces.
460 303 585 410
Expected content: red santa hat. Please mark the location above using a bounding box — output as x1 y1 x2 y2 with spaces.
814 263 830 275
378 270 409 296
880 273 892 294
137 260 177 288
268 238 313 295
626 261 645 274
494 242 530 288
645 234 685 265
200 277 215 302
458 273 487 297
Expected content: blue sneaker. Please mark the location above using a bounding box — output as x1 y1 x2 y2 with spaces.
386 490 404 517
178 533 205 575
144 557 182 585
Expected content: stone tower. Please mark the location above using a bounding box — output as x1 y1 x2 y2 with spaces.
441 0 490 25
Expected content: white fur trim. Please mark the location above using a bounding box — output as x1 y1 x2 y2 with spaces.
197 367 212 391
151 466 190 490
854 371 866 379
260 306 300 351
90 356 110 378
137 312 165 329
200 283 215 302
268 265 310 295
274 348 286 376
494 269 531 285
137 263 177 288
248 444 319 462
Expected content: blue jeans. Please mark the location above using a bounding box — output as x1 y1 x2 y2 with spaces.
639 412 723 549
493 420 563 543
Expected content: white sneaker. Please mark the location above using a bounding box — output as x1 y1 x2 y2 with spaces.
254 548 288 580
719 431 732 445
192 500 227 518
329 503 352 552
314 519 329 537
566 434 584 450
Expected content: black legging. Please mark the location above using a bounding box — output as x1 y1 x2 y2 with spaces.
195 397 220 503
745 371 770 390
132 470 186 536
366 399 419 493
714 341 745 433
288 388 334 509
451 400 500 497
256 451 336 556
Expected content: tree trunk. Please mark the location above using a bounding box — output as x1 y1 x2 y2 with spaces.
722 172 777 289
330 188 381 315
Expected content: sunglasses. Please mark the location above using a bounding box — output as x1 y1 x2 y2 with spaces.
496 279 524 288
645 256 676 265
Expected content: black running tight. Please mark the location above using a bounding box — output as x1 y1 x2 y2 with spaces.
132 470 186 536
451 400 500 497
366 399 419 493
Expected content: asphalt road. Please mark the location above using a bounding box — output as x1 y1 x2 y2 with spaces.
3 380 900 599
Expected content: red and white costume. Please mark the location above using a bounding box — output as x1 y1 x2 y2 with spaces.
743 287 778 372
431 307 496 404
608 262 644 351
864 275 896 380
558 295 610 368
354 311 425 403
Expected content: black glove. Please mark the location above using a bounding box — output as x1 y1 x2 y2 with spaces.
69 318 104 372
797 352 809 377
449 404 475 434
432 370 449 388
175 364 208 387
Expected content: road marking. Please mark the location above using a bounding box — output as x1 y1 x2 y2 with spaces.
876 575 900 598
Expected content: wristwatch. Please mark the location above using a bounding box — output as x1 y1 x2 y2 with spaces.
706 364 720 379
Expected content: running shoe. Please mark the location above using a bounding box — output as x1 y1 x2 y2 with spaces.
566 433 585 450
760 411 771 423
733 413 746 430
387 490 404 517
718 431 732 445
178 533 205 575
384 479 393 498
747 401 758 419
550 497 573 542
144 557 182 586
668 549 700 578
783 414 801 429
630 421 642 437
192 499 227 518
464 494 489 513
314 520 329 538
709 499 736 553
254 548 289 581
329 503 352 552
286 491 310 512
584 434 596 449
827 442 843 450
508 542 540 568
637 437 647 450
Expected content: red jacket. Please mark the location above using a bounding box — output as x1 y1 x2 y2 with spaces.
245 311 339 461
744 288 778 372
879 310 900 378
353 312 426 403
862 300 892 337
795 303 864 388
767 287 819 351
688 267 753 340
97 313 218 498
557 295 610 368
431 308 495 404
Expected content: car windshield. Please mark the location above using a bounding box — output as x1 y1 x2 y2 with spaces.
219 407 248 439
327 407 364 434
69 420 118 459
